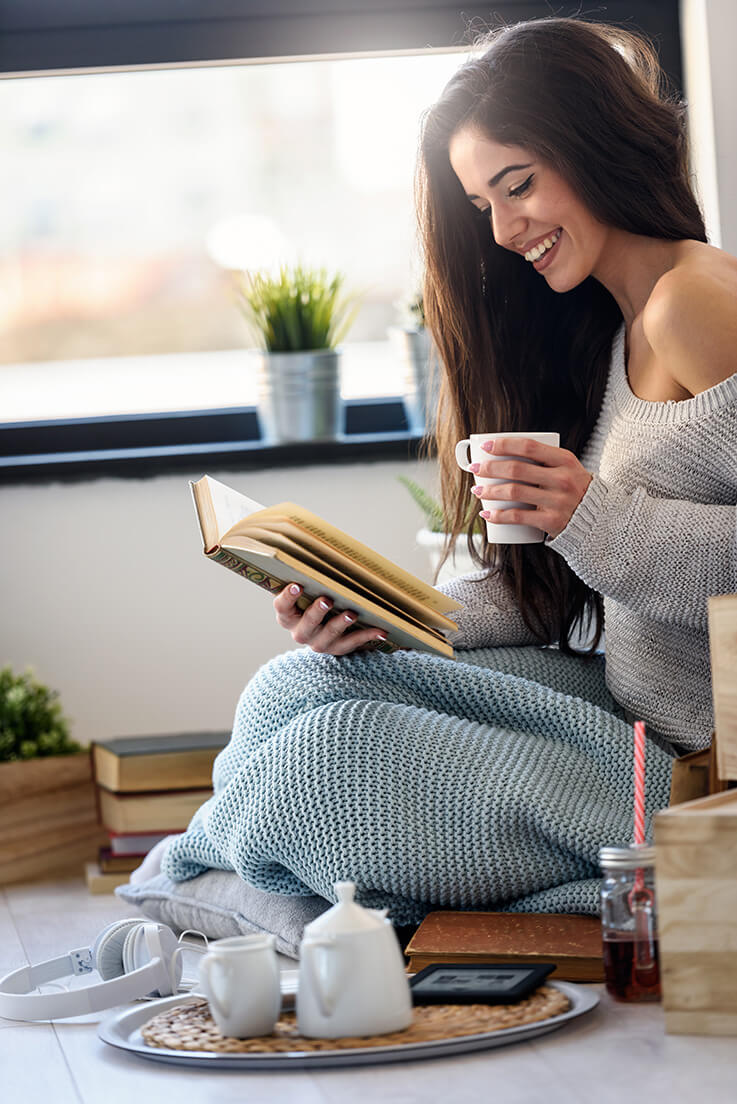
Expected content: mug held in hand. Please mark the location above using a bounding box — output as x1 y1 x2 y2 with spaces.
455 431 560 544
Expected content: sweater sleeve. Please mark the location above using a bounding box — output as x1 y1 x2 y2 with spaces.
435 568 543 649
548 474 737 630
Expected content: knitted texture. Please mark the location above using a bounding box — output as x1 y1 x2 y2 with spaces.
161 645 673 925
442 324 737 751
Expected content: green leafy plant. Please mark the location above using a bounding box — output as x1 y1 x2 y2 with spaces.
0 666 81 762
398 475 484 535
235 263 360 352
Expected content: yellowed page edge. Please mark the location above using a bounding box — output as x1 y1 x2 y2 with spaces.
244 524 448 639
220 536 455 657
226 505 461 619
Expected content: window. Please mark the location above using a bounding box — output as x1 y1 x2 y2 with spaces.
1 50 466 422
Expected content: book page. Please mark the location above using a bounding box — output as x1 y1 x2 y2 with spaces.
244 524 450 637
219 536 455 658
191 476 265 552
226 502 461 617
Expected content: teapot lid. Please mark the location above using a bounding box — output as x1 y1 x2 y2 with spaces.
304 881 386 937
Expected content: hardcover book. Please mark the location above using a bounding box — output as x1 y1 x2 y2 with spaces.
97 787 211 835
190 475 462 658
404 911 604 982
92 731 229 793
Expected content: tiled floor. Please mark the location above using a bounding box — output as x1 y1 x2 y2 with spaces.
2 875 736 1104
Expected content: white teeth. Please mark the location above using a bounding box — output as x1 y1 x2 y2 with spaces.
524 229 561 263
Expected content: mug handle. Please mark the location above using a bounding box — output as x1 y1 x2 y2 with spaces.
199 954 230 1019
455 439 473 472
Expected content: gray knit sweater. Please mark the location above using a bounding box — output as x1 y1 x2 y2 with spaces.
440 324 737 752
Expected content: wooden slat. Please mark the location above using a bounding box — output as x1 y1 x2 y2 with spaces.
708 594 737 781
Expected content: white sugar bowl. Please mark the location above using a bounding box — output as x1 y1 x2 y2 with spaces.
296 881 413 1038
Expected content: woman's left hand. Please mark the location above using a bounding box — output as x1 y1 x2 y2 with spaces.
469 437 593 539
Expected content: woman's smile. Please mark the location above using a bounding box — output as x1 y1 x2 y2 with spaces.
448 128 610 293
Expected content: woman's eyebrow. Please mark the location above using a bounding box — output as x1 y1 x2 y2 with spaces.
467 162 534 199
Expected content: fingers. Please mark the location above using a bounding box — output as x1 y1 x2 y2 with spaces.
479 437 565 464
273 584 388 655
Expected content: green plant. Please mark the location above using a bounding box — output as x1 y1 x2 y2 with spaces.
0 666 81 762
397 475 446 532
235 263 360 352
398 475 484 535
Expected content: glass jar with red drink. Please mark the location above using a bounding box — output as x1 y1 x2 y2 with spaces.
599 844 661 1002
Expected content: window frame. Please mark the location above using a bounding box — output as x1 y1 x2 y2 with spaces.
0 1 682 479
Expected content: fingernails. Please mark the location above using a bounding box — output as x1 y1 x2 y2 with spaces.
343 612 357 623
376 632 388 641
480 510 492 519
470 485 483 496
289 585 301 595
318 599 331 610
482 441 495 453
469 462 481 473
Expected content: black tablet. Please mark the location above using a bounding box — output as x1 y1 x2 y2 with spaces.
409 963 556 1004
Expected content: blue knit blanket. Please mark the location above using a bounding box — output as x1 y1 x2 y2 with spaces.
161 645 674 925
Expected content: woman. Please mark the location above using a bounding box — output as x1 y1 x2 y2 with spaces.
162 18 737 921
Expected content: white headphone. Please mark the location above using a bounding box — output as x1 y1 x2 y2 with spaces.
0 918 185 1022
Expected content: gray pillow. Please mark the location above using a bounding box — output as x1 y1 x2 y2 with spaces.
116 870 329 959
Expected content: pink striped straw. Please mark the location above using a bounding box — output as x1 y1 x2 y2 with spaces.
633 720 646 845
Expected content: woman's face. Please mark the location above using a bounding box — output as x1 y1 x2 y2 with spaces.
448 126 611 293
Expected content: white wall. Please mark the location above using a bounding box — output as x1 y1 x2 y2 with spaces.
681 0 737 253
0 458 439 746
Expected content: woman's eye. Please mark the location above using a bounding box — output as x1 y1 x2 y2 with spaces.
473 206 491 220
508 173 534 198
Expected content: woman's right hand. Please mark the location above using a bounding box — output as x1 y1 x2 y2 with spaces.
273 583 388 655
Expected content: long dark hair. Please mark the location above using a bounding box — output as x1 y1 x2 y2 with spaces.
417 16 706 653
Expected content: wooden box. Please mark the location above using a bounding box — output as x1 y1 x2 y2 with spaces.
653 593 737 1035
655 789 737 1034
0 752 108 885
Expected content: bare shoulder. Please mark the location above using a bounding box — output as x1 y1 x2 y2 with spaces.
642 242 737 394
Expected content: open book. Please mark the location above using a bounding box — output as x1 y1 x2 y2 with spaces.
190 475 462 658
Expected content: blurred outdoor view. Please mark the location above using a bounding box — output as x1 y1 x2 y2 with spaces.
1 50 466 418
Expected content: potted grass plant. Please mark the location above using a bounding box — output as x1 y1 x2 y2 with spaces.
235 263 359 443
397 475 480 583
0 666 104 885
388 291 437 436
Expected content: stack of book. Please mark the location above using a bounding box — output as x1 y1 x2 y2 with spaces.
86 730 229 893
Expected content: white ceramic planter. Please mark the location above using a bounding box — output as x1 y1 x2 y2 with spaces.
416 527 477 585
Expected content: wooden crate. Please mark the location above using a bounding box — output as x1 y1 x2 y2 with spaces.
653 594 737 1035
655 790 737 1035
0 752 108 885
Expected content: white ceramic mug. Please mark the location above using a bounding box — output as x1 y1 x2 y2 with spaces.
198 933 281 1038
455 431 560 544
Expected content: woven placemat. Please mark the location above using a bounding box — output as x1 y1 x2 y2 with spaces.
141 987 570 1054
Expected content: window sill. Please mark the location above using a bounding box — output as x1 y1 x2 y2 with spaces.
0 398 428 483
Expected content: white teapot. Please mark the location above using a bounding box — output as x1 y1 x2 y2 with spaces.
296 881 413 1038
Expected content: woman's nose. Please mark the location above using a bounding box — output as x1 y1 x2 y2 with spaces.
490 205 526 250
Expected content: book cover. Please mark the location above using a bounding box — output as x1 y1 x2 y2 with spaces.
191 475 462 659
92 730 229 793
98 787 211 834
404 911 604 982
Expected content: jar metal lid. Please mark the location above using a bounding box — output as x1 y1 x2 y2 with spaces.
599 844 656 870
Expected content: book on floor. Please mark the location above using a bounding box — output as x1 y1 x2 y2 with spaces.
190 475 462 658
91 730 229 793
85 861 134 894
404 911 604 982
97 846 151 874
97 787 211 835
107 830 179 855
